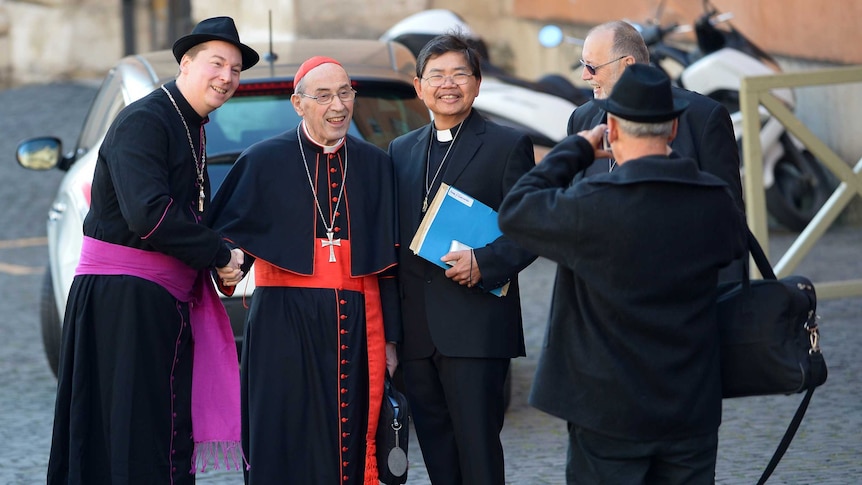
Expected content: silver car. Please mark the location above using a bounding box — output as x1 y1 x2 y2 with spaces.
17 39 430 376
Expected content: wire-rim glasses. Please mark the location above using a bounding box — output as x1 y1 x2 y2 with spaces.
422 73 474 87
579 56 626 75
298 89 357 105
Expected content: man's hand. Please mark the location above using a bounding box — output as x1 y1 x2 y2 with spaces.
442 249 481 287
577 123 612 159
217 248 245 286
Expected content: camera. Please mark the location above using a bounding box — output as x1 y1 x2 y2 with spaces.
602 129 612 152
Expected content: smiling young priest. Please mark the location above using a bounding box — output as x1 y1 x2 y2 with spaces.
48 16 257 485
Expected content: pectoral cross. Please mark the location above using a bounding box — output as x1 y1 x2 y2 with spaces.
322 231 341 262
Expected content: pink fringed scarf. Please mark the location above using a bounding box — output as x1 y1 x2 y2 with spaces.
77 236 246 474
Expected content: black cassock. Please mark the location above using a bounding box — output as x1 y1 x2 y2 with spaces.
48 81 231 485
206 125 400 484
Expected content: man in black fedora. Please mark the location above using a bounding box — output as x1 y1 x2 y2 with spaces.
48 16 257 485
499 64 747 484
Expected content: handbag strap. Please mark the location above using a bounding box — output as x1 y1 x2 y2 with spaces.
746 229 825 483
746 229 777 280
756 351 826 484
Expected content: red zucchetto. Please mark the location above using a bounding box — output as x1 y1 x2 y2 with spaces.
294 56 343 85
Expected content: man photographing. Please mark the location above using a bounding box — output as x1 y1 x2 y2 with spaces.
499 64 746 484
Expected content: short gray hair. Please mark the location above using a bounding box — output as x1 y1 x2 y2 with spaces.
612 115 674 138
588 21 650 64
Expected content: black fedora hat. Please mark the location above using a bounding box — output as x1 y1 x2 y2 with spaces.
172 16 260 71
594 64 688 123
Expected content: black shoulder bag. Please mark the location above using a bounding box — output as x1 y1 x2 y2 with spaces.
717 229 828 484
376 370 409 485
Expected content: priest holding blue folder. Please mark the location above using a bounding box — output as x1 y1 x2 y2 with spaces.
388 32 536 485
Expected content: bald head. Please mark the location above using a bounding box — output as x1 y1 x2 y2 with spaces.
581 21 650 99
587 21 650 65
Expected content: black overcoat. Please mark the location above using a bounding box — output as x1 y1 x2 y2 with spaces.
499 135 747 441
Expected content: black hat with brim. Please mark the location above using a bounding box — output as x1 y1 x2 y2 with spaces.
594 64 688 123
172 16 260 71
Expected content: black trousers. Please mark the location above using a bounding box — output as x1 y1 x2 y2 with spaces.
566 424 718 485
402 351 510 485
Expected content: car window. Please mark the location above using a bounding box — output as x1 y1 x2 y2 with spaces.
75 69 125 159
207 94 294 156
351 85 430 150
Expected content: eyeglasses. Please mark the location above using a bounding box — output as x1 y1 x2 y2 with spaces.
579 56 626 75
422 73 474 87
298 89 357 105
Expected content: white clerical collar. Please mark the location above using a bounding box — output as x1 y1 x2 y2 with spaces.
436 128 454 142
301 121 345 153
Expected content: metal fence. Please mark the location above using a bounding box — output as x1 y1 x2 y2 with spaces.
740 65 862 299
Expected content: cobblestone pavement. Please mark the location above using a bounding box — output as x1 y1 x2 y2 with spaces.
1 82 860 484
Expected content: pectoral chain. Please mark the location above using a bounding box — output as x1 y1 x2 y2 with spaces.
161 85 206 212
298 125 347 262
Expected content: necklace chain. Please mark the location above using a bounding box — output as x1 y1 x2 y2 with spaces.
297 125 348 235
161 85 206 212
423 122 463 212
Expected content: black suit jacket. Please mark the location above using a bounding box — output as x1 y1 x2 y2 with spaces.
567 87 744 210
389 110 536 361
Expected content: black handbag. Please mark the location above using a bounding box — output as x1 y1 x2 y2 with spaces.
376 370 409 485
717 229 827 484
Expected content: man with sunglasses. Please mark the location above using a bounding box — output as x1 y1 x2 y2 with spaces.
206 56 400 484
567 20 744 217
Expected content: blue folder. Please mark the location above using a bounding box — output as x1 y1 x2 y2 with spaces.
409 183 509 297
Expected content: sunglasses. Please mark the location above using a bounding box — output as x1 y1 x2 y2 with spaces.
579 56 627 75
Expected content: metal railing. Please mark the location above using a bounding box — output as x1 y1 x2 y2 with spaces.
740 65 862 299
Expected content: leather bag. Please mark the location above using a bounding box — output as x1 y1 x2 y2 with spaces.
717 229 827 398
376 371 409 485
717 229 827 484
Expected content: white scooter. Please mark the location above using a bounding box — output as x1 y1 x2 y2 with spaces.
540 0 833 231
381 9 586 154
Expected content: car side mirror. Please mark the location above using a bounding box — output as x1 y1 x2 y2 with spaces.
17 137 63 171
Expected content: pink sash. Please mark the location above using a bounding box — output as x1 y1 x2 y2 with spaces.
77 236 246 473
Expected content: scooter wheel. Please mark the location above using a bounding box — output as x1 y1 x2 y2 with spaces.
765 148 834 232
